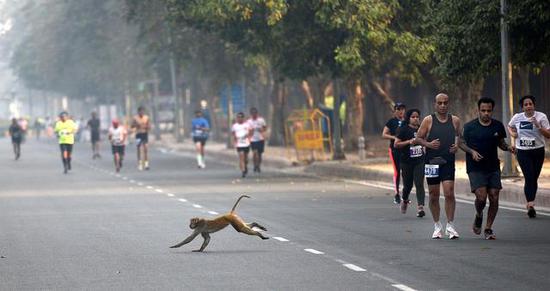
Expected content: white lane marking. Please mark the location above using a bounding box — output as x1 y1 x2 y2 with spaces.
304 248 324 255
392 284 418 291
115 174 121 178
343 263 366 272
167 193 175 197
273 237 289 242
146 186 154 190
137 182 144 186
178 198 187 203
122 177 128 180
193 204 203 209
129 180 136 183
208 211 219 215
349 179 550 217
155 189 164 193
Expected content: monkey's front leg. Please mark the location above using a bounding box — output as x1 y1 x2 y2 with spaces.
170 231 199 248
192 233 211 252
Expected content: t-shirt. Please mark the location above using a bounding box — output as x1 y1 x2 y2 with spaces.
247 116 266 142
9 124 23 139
232 122 251 148
396 124 424 164
508 111 549 150
191 117 210 138
385 117 404 149
55 119 77 144
109 126 127 146
87 118 100 134
463 118 507 173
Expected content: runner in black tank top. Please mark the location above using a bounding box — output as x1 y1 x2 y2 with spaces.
416 93 461 240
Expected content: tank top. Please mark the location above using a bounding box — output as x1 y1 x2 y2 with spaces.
426 114 456 163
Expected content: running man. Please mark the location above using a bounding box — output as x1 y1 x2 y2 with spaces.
232 112 252 178
247 107 267 173
416 93 461 239
460 97 514 240
87 112 101 159
108 119 127 173
131 106 151 170
9 118 23 160
191 110 210 169
382 102 406 204
54 111 77 174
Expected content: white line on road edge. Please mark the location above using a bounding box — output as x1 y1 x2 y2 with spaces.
178 198 187 203
343 264 366 272
155 189 164 193
273 237 289 242
146 186 154 190
208 211 219 215
193 204 203 209
304 248 324 255
167 193 175 197
392 284 418 291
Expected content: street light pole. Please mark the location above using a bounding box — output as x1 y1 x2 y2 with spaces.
500 0 516 176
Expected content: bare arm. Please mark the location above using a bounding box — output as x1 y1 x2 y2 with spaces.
415 116 440 149
458 123 483 161
449 116 461 154
381 126 395 141
169 230 200 248
193 233 211 252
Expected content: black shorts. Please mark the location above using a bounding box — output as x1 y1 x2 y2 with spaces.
111 145 125 155
91 132 100 143
11 137 22 144
59 144 73 153
237 146 250 154
250 140 265 154
193 137 208 146
468 170 502 193
136 133 148 145
425 163 455 185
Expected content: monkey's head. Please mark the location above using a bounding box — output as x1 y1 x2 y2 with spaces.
189 217 202 229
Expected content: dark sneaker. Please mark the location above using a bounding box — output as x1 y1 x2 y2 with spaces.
473 214 483 235
242 171 247 178
527 206 536 218
417 207 425 218
393 194 401 205
400 200 409 214
484 229 496 240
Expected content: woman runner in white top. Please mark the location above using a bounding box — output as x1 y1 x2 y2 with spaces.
508 95 550 218
232 112 253 178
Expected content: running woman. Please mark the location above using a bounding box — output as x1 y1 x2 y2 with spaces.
191 110 210 169
247 107 267 173
416 93 461 239
382 102 406 204
87 112 101 159
508 95 550 218
108 119 127 173
54 111 77 174
461 97 514 239
232 112 252 178
394 109 425 217
131 106 151 170
8 118 23 160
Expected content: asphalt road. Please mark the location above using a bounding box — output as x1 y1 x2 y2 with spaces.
1 138 549 291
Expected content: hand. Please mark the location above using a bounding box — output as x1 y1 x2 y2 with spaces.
449 143 458 154
428 138 440 149
509 145 516 155
529 117 541 128
471 150 483 161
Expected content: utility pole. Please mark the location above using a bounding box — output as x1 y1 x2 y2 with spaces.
332 80 345 160
152 70 161 141
500 0 517 176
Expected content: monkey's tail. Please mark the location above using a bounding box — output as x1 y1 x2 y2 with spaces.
231 194 250 213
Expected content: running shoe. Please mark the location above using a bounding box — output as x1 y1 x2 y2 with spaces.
400 200 409 214
432 222 443 239
393 194 401 205
242 171 247 178
417 206 425 218
472 214 483 235
445 222 460 239
527 206 536 218
144 161 150 170
484 229 496 240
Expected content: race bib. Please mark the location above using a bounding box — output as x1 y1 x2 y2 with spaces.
425 164 439 178
194 129 203 135
409 145 423 158
519 137 536 148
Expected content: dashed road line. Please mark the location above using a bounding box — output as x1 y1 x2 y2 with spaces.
392 284 418 291
178 198 187 203
146 185 154 190
207 211 219 215
192 204 203 209
304 248 324 255
343 263 366 272
167 193 175 197
155 189 164 193
273 237 289 242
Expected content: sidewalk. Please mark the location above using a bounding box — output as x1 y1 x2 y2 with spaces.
153 134 550 212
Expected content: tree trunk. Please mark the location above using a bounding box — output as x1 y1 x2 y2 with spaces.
268 78 286 146
345 78 364 150
452 79 485 122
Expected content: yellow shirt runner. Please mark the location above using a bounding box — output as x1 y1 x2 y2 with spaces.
54 119 77 144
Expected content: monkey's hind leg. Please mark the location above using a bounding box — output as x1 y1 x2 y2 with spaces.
232 222 269 240
192 233 210 252
247 222 267 231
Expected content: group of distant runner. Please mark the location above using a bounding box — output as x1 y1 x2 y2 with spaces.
383 93 550 240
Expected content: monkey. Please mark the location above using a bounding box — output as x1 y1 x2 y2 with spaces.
169 195 269 252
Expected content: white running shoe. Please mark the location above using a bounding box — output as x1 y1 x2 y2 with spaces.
432 222 443 239
138 161 144 171
445 222 460 239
